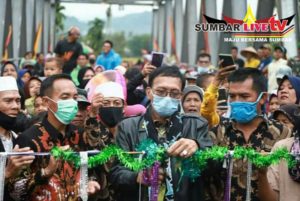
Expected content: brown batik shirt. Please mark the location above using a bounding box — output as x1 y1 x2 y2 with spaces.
8 116 103 201
206 117 291 201
84 115 115 201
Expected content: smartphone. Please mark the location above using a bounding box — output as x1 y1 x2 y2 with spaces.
218 88 228 107
219 54 235 68
151 52 164 68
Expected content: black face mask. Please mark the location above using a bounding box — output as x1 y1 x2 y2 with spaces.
0 111 17 131
89 58 95 65
98 107 123 128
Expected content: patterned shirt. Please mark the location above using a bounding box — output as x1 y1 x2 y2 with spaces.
207 117 291 201
85 115 115 201
8 116 99 201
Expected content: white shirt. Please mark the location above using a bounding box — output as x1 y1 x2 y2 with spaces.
267 58 288 93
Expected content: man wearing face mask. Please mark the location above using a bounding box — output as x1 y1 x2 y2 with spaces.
84 81 125 201
11 74 101 200
196 53 215 75
110 66 212 201
0 77 35 200
86 81 125 145
206 68 292 201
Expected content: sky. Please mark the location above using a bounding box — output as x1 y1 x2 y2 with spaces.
62 0 258 22
61 3 152 22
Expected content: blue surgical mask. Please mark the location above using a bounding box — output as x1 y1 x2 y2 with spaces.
48 98 78 125
230 93 264 123
152 94 180 117
197 66 209 74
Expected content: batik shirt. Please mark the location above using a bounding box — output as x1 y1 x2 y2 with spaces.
8 116 99 201
207 117 291 201
85 115 115 201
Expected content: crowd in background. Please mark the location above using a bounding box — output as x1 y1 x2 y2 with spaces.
0 26 300 201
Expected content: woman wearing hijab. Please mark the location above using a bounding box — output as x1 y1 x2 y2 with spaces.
273 104 299 131
1 62 31 132
1 61 18 79
1 62 26 109
17 69 32 88
277 75 300 105
258 104 300 201
77 67 95 89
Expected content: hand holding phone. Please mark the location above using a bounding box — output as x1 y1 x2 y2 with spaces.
151 52 164 68
219 54 235 68
217 88 228 107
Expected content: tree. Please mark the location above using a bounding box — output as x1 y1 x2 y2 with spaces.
55 3 66 33
127 34 151 57
85 18 105 55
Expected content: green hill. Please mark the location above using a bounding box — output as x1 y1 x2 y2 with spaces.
63 11 152 37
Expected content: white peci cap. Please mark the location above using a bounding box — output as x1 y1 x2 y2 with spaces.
0 76 18 92
94 81 124 100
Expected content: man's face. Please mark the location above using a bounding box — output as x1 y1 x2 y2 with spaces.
102 43 112 54
197 56 210 68
102 97 124 108
71 103 88 128
231 49 238 58
0 91 21 117
77 55 88 67
229 78 265 111
44 61 62 77
146 76 182 103
70 28 80 41
257 49 264 59
263 48 271 57
44 79 78 113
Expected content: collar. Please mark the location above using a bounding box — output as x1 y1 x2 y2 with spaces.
153 119 170 128
150 106 171 126
231 115 269 131
42 116 69 142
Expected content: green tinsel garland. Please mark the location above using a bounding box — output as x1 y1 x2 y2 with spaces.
51 147 81 167
50 140 297 173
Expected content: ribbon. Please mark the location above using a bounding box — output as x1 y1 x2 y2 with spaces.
224 152 233 201
138 154 143 201
246 159 252 201
150 161 160 201
0 153 7 201
80 152 88 201
143 162 160 201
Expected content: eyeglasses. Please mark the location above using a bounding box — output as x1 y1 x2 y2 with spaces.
198 60 210 64
152 89 182 99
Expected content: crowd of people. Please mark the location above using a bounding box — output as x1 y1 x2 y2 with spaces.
0 26 300 201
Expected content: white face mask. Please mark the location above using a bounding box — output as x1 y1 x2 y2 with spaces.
180 69 187 75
